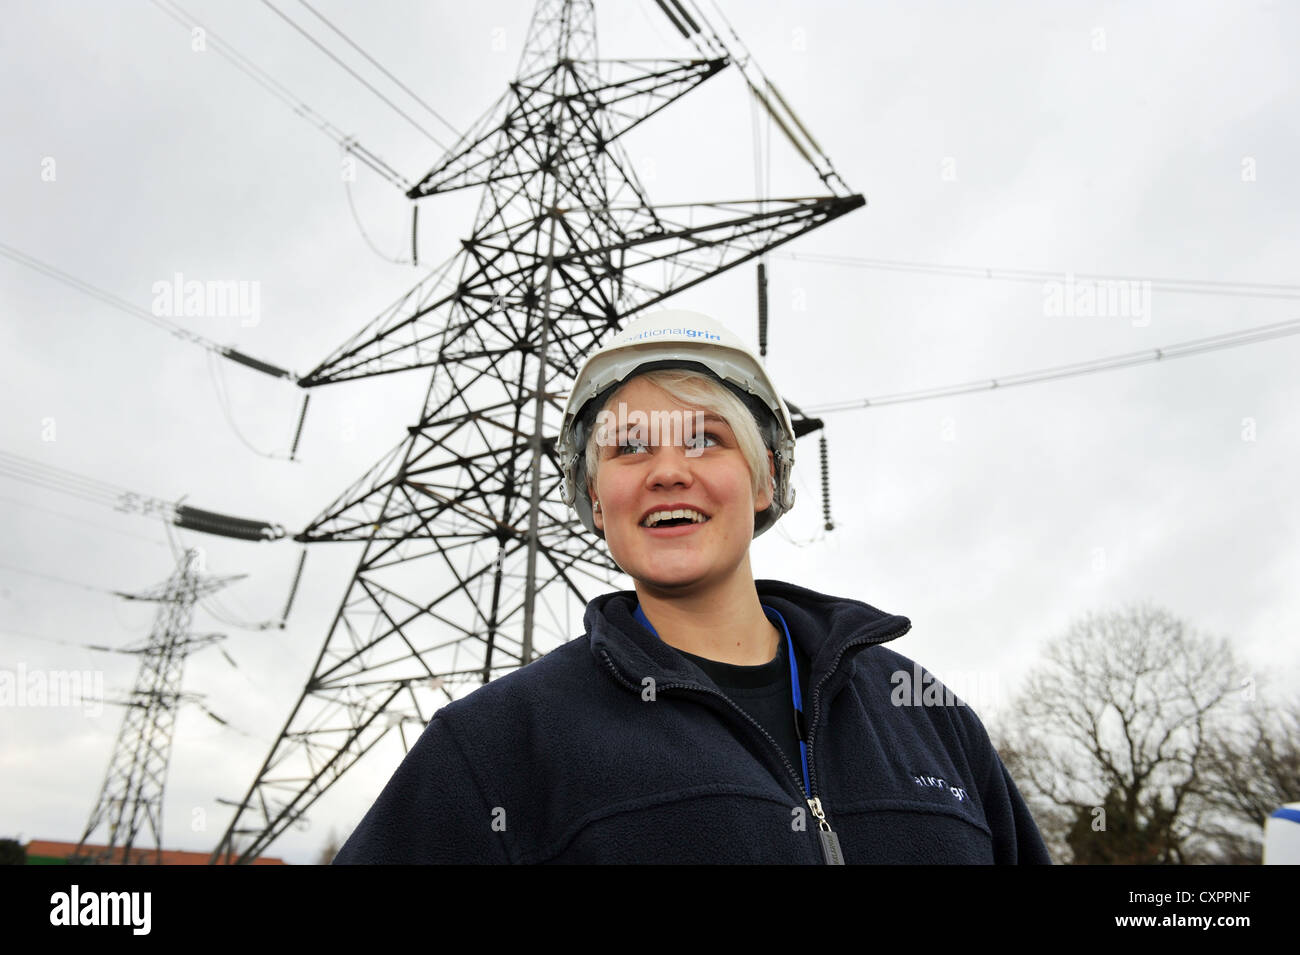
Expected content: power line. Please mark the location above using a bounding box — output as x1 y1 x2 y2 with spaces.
0 493 171 548
0 626 130 654
152 0 432 265
777 250 1300 301
0 240 219 347
647 0 849 192
2 239 303 460
194 700 271 745
689 0 849 193
807 317 1300 414
258 0 451 151
0 449 140 513
0 241 296 380
0 560 125 597
148 0 411 191
205 351 293 461
200 594 277 632
0 450 287 540
654 0 722 58
295 0 465 142
637 0 678 50
343 174 412 264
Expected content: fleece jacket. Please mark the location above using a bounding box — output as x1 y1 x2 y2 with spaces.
333 579 1052 864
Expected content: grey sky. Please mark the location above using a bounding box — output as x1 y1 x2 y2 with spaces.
1 0 1296 864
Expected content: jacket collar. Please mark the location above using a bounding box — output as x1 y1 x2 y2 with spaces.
587 579 911 692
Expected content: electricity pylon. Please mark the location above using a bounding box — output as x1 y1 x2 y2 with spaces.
213 0 863 863
75 548 238 863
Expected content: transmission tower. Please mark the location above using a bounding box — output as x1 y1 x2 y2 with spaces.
74 548 240 863
213 0 863 863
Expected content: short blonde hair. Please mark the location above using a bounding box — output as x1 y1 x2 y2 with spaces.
584 369 772 502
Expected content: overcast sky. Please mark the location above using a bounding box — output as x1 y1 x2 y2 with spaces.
2 0 1297 865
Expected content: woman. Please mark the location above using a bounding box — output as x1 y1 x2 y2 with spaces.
334 308 1050 864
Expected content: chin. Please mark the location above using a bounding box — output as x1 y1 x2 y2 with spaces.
634 562 742 596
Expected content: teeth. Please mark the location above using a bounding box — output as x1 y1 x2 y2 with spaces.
643 508 708 527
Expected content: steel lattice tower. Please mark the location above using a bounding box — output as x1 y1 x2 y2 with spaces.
213 0 863 863
74 549 238 864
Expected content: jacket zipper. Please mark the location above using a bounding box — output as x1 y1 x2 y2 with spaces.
599 641 885 865
804 620 911 804
601 618 912 865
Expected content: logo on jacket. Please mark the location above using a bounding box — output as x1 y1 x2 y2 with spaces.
914 774 969 802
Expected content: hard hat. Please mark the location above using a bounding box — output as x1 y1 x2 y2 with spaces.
557 308 796 538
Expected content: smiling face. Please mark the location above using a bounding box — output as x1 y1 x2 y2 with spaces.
588 375 774 598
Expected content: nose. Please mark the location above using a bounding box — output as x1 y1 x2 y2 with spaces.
644 443 694 490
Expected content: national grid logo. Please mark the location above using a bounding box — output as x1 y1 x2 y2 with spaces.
624 326 722 343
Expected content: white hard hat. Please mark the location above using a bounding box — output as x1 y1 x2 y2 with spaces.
557 309 796 538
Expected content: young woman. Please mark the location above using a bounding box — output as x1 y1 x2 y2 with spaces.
334 308 1050 864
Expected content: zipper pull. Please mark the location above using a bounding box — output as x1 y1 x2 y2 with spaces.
808 796 845 865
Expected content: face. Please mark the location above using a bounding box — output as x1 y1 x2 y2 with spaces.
589 376 774 598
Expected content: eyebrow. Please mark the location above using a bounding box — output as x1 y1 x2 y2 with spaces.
596 413 731 445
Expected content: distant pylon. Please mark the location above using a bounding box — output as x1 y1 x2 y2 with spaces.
74 548 240 864
214 0 860 863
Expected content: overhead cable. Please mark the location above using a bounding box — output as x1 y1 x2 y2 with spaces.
295 0 466 141
779 250 1300 301
0 241 296 379
259 0 451 151
148 0 411 191
807 317 1300 414
0 449 287 541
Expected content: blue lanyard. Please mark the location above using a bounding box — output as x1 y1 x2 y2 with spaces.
633 603 812 795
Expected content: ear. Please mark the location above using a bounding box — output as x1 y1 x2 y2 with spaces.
755 450 775 513
588 482 604 531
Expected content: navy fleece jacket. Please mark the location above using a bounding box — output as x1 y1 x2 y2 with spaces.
334 580 1051 864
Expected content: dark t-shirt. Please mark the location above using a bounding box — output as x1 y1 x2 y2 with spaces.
640 605 812 793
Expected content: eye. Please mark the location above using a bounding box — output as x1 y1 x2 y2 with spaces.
617 437 649 455
685 431 720 451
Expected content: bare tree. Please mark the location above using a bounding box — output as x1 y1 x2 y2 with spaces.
998 606 1246 864
1191 699 1300 863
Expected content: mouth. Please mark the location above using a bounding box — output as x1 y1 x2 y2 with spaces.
640 507 710 529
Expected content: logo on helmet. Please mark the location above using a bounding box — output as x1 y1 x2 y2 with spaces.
624 327 722 343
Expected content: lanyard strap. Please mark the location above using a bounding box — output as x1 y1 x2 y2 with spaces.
633 603 812 795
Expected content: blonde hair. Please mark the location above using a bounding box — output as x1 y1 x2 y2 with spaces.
584 369 771 502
